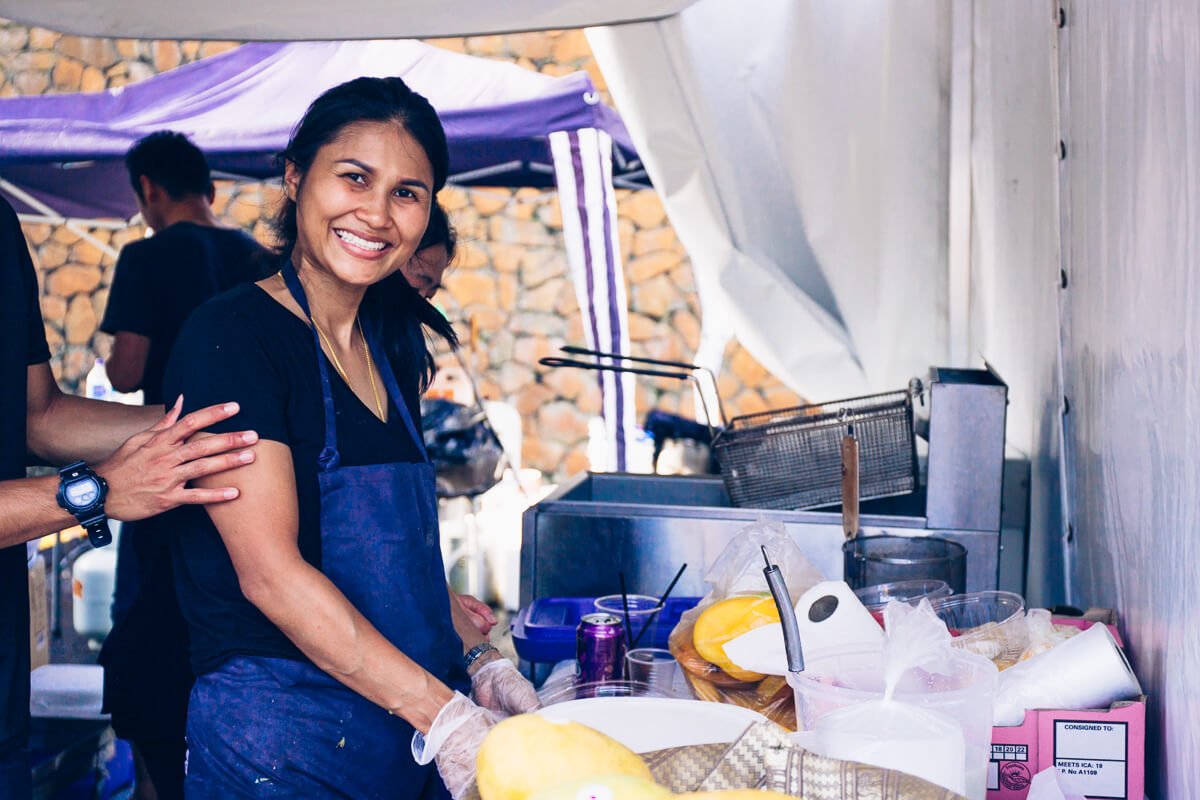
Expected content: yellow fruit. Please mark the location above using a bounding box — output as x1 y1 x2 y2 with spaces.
692 595 781 682
477 715 656 800
682 792 795 800
529 775 672 800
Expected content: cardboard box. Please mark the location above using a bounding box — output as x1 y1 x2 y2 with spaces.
28 553 49 671
987 615 1145 800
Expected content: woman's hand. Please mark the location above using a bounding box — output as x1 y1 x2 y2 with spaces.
470 657 541 718
455 593 497 636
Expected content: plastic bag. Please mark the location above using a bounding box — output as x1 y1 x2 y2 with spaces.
420 399 503 498
668 519 824 729
809 600 993 796
1016 608 1080 663
1026 766 1087 800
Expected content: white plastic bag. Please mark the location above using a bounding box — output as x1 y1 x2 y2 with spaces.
1026 766 1087 800
668 519 824 729
808 600 996 797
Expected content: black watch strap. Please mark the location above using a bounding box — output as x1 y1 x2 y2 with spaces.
81 515 113 548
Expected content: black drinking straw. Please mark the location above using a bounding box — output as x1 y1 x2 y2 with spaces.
618 572 634 648
631 563 688 649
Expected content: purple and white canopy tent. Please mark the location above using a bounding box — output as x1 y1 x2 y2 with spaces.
0 39 642 469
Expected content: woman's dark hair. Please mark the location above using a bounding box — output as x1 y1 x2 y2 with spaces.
273 76 457 392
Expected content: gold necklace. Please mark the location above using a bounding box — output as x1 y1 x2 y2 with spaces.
312 318 385 421
283 272 385 420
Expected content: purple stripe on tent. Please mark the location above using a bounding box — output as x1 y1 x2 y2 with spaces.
596 135 627 471
569 131 607 419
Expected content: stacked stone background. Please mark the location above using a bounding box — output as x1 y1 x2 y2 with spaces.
1 23 804 478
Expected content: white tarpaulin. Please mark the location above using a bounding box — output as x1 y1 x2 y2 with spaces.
0 0 697 40
587 0 952 402
967 2 1067 610
968 0 1197 793
1054 1 1200 794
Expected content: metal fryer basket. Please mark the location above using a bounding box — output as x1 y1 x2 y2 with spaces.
712 390 917 510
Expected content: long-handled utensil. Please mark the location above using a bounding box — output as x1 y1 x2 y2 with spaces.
840 409 861 541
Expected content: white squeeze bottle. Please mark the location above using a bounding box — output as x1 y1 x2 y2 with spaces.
85 358 112 401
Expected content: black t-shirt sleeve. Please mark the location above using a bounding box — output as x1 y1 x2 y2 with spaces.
100 244 154 337
2 200 50 365
22 244 49 366
163 298 291 444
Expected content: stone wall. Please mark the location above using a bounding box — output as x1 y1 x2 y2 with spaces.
1 22 803 478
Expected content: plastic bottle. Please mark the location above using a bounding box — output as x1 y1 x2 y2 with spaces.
72 530 119 645
84 358 111 401
83 357 144 405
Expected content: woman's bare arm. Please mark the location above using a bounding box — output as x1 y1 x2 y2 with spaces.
195 438 454 732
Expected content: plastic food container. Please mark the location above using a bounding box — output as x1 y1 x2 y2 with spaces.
537 697 766 753
932 591 1028 666
788 646 998 799
511 596 700 664
852 579 953 623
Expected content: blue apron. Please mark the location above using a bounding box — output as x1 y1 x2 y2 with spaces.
184 262 468 799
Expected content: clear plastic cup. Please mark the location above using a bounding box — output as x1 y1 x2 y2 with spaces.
932 591 1028 666
624 648 679 695
788 646 998 799
594 594 663 649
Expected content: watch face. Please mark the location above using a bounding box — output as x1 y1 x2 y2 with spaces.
65 477 100 508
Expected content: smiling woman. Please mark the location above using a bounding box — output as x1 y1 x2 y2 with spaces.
159 77 538 800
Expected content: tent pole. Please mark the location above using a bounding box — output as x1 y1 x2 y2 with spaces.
1 179 122 261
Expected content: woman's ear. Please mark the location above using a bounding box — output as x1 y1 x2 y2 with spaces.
283 162 301 202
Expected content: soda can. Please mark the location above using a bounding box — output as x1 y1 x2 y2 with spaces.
576 612 626 683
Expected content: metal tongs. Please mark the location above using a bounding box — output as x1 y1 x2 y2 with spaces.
537 346 728 436
761 545 805 675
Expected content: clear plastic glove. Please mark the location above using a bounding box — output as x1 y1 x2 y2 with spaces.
412 692 498 800
471 658 542 717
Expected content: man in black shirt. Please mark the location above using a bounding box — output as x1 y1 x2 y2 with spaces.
102 131 268 404
97 131 269 800
0 196 256 798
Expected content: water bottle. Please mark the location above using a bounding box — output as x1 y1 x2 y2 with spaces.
84 358 111 401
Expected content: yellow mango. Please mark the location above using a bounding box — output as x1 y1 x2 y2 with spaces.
477 715 656 800
529 775 672 800
681 792 796 800
692 595 781 682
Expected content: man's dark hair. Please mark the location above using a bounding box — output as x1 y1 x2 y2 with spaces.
125 131 214 202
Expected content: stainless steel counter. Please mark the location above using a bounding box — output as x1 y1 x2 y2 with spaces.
519 473 1002 607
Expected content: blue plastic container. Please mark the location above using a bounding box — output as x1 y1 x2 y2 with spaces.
512 596 700 664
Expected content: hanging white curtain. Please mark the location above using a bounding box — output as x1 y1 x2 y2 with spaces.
587 0 953 402
550 128 638 471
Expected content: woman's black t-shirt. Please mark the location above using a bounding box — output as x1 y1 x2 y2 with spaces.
163 282 425 675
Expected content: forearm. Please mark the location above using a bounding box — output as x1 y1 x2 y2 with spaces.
28 394 162 464
0 475 78 548
244 558 455 733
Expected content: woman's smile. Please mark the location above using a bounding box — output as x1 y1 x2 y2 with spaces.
333 227 392 257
